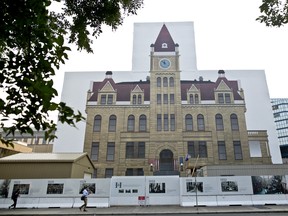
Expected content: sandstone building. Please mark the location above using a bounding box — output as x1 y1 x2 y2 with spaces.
83 24 271 178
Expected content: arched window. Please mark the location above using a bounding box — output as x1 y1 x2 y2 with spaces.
195 94 199 104
162 43 168 48
93 115 101 132
127 115 135 132
132 95 136 104
138 95 142 104
163 77 168 87
230 114 239 131
189 94 194 104
139 115 147 132
169 77 174 87
185 114 193 131
197 114 205 131
157 77 161 87
108 115 117 132
215 114 224 131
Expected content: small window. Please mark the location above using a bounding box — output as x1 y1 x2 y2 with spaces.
132 95 136 104
164 114 169 131
109 115 117 132
107 94 113 104
157 94 161 104
218 93 224 104
127 115 135 132
162 43 168 48
233 141 243 160
230 114 239 131
218 141 227 160
169 77 174 87
170 94 174 104
157 77 161 87
139 115 147 132
163 77 168 87
197 114 205 131
93 115 101 132
138 95 142 104
225 93 231 104
195 94 199 104
189 94 194 104
157 114 162 131
199 141 207 158
91 142 99 161
215 114 224 131
101 95 106 104
187 141 195 158
105 168 113 178
170 114 175 131
185 114 193 131
107 142 115 161
163 94 168 104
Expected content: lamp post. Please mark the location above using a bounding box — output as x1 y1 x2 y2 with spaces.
150 163 154 172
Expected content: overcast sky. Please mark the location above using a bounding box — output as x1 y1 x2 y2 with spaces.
54 0 288 99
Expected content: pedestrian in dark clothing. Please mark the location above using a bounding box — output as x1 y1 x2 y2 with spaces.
9 189 20 209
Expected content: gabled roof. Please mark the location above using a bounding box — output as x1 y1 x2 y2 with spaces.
154 24 176 52
88 76 243 102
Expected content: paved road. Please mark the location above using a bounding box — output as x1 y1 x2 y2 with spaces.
1 205 288 215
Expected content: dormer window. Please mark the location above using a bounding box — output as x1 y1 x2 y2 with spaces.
162 43 168 48
217 93 231 104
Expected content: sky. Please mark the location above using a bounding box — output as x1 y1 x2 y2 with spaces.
54 0 288 99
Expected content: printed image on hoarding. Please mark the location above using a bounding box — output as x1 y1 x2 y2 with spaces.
252 175 287 194
149 181 165 193
13 184 30 194
79 183 96 194
0 179 10 198
46 183 64 194
221 181 238 192
186 181 203 193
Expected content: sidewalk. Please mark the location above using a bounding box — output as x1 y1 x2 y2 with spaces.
1 205 288 215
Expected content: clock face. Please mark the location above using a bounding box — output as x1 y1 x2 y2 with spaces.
159 58 171 69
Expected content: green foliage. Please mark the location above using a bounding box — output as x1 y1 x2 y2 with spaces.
257 0 288 26
0 0 143 143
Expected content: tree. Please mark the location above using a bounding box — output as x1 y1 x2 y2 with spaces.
0 0 143 144
257 0 288 27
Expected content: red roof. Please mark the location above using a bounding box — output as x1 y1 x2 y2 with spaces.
154 24 176 52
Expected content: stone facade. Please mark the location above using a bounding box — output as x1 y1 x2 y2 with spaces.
83 24 271 178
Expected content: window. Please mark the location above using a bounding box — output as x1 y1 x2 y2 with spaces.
170 94 174 104
187 141 195 158
185 114 193 131
93 115 101 132
108 115 117 132
189 94 194 104
157 114 162 131
139 115 147 132
162 43 168 48
127 115 135 132
126 142 145 158
169 77 174 87
105 168 113 178
197 114 205 131
230 114 239 131
170 114 175 131
195 94 199 104
163 77 168 87
215 114 224 131
164 114 169 131
92 169 97 178
107 142 115 161
125 168 144 176
218 93 224 104
163 94 168 104
132 95 136 104
101 95 106 104
198 141 207 158
218 141 227 160
225 93 231 104
107 94 113 104
157 94 161 104
157 77 161 87
138 95 142 104
91 142 99 160
233 141 243 160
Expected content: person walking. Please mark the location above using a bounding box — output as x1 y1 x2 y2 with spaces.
79 187 89 212
9 188 20 209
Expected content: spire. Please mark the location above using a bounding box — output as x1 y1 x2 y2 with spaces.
153 24 176 52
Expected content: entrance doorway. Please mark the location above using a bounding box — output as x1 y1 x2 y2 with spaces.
159 149 174 172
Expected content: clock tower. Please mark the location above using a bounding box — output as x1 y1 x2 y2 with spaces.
149 24 183 173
